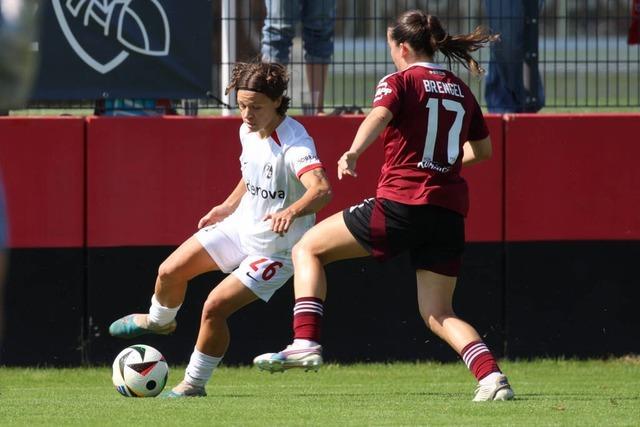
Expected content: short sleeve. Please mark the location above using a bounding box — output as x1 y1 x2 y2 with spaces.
467 97 489 141
372 73 403 116
285 137 324 179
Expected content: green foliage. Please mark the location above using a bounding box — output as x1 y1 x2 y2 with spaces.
1 359 639 426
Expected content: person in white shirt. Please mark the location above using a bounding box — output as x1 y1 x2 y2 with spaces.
109 61 332 397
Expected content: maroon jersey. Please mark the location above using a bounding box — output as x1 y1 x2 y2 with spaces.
372 62 489 216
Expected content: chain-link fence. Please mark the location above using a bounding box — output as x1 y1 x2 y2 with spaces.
18 0 640 114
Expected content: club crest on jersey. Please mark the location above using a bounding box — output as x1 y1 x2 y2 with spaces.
262 163 273 179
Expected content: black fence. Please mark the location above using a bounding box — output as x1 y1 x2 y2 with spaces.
18 0 640 114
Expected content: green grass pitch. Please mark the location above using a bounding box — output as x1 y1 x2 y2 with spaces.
1 359 639 426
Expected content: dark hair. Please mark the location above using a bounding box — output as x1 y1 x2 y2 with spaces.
225 61 291 115
389 10 498 76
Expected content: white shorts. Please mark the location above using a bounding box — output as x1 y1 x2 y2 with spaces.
194 223 293 302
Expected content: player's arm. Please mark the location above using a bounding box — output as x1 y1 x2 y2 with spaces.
264 167 332 235
338 106 393 179
462 136 492 167
198 178 247 229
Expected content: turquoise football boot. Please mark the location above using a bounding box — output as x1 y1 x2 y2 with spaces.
109 314 176 339
160 381 207 398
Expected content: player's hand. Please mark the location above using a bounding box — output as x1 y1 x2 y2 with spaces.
263 209 295 236
198 204 234 229
337 151 359 180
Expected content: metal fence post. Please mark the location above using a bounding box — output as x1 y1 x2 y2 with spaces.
221 0 236 116
523 0 540 111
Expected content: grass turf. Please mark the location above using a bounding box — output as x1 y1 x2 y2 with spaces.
1 359 639 426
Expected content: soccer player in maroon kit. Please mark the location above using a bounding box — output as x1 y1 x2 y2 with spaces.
254 10 513 401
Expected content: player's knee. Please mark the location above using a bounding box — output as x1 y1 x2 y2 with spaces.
292 239 317 262
157 260 183 283
201 297 229 322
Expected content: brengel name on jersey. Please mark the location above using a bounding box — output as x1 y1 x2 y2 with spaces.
422 79 464 98
246 182 285 199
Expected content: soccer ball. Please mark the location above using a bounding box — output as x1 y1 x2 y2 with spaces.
112 344 169 397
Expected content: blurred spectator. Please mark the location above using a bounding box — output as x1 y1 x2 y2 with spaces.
0 0 40 112
0 0 41 350
629 0 640 45
94 98 177 116
261 0 336 114
484 0 545 113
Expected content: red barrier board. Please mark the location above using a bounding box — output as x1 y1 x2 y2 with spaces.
296 116 382 218
87 116 243 246
505 114 640 240
299 115 504 242
87 115 504 246
0 117 85 248
463 115 504 242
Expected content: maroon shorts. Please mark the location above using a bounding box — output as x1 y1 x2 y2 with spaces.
343 197 464 276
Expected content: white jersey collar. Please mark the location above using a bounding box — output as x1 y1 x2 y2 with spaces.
406 62 446 71
271 115 290 146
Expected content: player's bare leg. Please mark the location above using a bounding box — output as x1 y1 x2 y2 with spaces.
305 63 328 114
154 235 220 307
167 275 257 397
416 269 514 401
109 236 219 338
254 211 368 372
416 270 480 351
293 211 369 298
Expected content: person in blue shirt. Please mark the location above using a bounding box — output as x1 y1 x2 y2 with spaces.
484 0 545 112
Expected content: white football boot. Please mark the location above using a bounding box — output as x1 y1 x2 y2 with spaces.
473 374 515 401
253 344 323 373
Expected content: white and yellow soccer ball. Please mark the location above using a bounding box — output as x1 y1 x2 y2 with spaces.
112 344 169 397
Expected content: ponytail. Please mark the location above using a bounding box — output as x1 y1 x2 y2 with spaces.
389 10 498 76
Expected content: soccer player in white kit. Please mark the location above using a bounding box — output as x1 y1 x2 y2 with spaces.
109 62 332 397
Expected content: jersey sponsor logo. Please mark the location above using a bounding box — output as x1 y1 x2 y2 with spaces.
245 182 285 200
373 82 393 102
245 272 258 282
296 154 320 164
422 79 464 98
417 160 452 173
262 163 273 179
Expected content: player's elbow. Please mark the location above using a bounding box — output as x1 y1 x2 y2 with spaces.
318 184 333 206
478 144 492 161
470 137 492 162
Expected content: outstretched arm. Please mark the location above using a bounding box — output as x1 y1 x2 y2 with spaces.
264 168 332 235
197 178 247 229
337 106 393 180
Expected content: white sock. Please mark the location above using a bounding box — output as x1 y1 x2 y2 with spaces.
184 348 223 387
479 371 503 386
147 294 181 326
293 339 319 348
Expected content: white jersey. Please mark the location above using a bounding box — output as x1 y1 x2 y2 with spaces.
223 116 323 255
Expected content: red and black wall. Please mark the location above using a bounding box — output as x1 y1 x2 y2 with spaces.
0 114 638 366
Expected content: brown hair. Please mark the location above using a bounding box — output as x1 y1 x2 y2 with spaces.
389 10 498 76
225 61 291 115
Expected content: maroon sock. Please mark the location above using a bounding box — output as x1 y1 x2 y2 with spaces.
461 340 501 381
292 297 324 343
